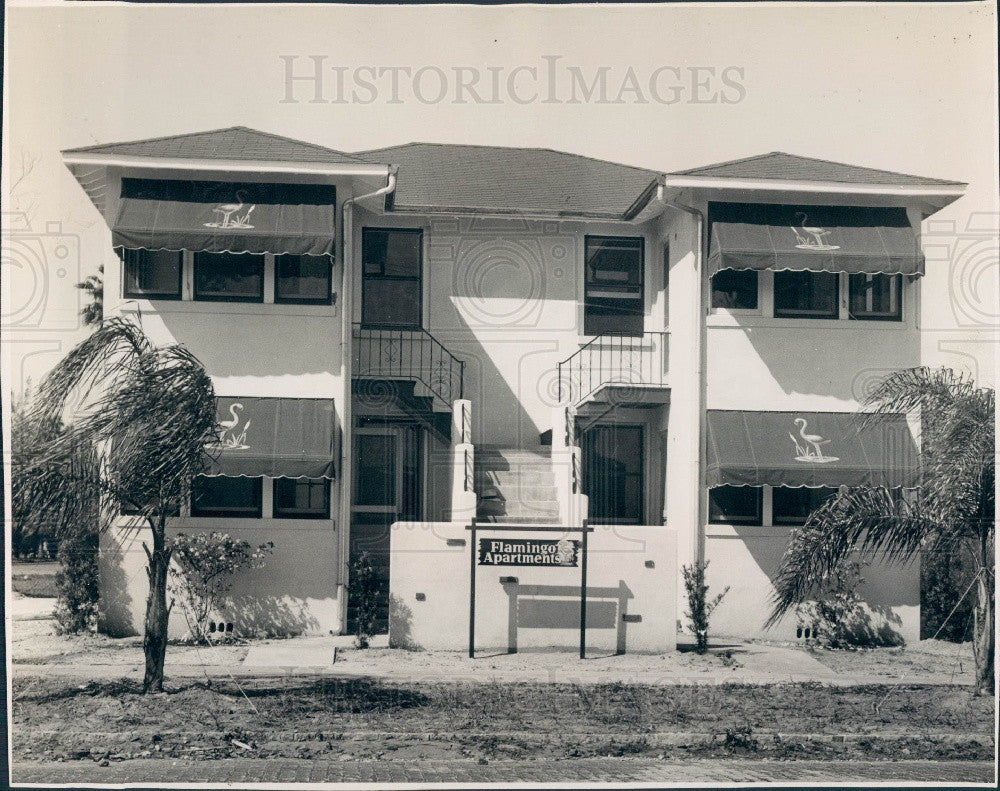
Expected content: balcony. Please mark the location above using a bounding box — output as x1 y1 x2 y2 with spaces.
557 331 669 410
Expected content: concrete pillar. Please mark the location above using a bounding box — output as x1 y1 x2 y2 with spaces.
451 399 476 522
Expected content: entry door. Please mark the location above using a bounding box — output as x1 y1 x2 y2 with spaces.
581 425 644 524
353 427 402 519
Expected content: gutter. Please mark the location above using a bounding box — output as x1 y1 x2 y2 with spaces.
60 153 391 178
336 169 398 631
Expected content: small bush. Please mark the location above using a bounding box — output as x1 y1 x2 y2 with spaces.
921 544 975 642
168 532 273 643
53 531 100 634
350 552 381 649
682 560 729 653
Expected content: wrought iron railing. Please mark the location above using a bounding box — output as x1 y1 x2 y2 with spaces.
353 324 464 410
557 331 669 405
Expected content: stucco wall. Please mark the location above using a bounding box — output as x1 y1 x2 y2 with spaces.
388 522 677 653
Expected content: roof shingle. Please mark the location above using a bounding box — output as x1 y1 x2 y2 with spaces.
62 126 365 166
670 151 964 187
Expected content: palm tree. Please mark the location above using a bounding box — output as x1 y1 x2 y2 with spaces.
27 318 217 692
767 367 994 695
76 265 104 328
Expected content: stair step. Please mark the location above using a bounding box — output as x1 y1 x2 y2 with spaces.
478 485 558 502
476 515 562 525
477 470 557 487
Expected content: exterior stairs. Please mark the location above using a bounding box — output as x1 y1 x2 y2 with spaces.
475 446 560 524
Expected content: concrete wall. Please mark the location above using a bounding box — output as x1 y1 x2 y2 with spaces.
388 522 677 654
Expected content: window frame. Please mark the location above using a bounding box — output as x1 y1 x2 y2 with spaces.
773 270 840 319
708 485 764 526
771 486 839 526
361 227 424 330
583 234 645 337
272 477 331 520
848 273 903 322
274 254 333 306
710 268 760 312
190 475 263 518
192 251 266 304
121 249 184 301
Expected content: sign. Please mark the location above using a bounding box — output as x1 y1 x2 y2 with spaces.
478 538 579 567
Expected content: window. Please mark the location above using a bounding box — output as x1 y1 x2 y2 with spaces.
773 271 839 318
275 255 332 304
711 269 758 310
122 249 182 299
849 274 902 321
584 236 644 336
273 478 330 519
191 476 263 518
362 228 422 328
708 486 763 525
772 486 838 526
193 252 264 302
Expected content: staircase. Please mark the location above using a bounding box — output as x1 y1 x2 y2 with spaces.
475 446 560 524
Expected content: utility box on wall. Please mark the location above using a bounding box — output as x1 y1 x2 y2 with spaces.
389 522 677 653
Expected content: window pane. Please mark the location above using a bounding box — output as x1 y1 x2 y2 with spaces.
123 249 182 298
849 274 901 321
772 486 837 525
355 435 397 507
711 269 758 309
273 478 330 518
363 229 421 277
585 237 643 336
774 271 839 318
194 252 264 301
191 476 263 517
275 255 331 302
363 279 421 327
708 486 763 525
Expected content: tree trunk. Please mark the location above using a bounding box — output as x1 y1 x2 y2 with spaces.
972 567 994 696
142 517 172 693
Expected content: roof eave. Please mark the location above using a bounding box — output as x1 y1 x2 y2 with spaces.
385 202 634 222
60 152 391 177
662 174 966 196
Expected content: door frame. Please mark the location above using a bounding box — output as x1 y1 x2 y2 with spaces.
351 425 404 516
581 422 646 525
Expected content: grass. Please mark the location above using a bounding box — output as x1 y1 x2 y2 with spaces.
11 675 994 764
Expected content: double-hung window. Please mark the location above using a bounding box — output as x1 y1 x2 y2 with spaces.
773 271 839 319
191 476 263 518
362 228 422 328
708 486 763 525
849 273 902 321
711 269 758 310
584 236 644 336
771 486 838 526
193 252 265 302
275 255 332 304
122 249 183 299
273 478 330 519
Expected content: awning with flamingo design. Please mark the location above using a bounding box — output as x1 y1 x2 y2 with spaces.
205 397 336 478
113 179 337 256
706 410 919 488
706 203 924 276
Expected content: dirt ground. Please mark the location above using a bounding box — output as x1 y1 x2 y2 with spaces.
10 675 994 765
802 639 975 684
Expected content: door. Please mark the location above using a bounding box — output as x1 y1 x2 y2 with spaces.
349 424 422 633
581 425 644 524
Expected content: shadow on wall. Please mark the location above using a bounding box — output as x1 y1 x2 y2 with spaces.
388 594 419 650
221 594 320 638
99 539 139 638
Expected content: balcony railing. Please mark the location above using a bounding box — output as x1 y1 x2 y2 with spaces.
557 331 669 405
353 324 464 409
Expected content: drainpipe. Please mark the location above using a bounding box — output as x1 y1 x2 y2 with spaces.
654 188 707 565
337 169 397 632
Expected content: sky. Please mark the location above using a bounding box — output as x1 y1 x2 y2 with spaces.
3 1 998 394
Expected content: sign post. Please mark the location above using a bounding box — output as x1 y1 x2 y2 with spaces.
467 520 592 659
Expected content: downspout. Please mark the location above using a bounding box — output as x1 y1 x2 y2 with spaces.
655 188 708 564
337 169 397 631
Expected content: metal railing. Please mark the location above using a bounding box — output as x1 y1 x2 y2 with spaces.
353 324 464 410
557 331 669 405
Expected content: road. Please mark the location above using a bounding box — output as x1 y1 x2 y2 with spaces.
10 758 996 785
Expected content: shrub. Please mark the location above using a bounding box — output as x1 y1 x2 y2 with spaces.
921 544 975 642
350 552 381 649
53 530 100 634
168 532 273 643
682 560 729 653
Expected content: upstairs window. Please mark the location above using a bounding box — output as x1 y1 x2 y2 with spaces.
584 236 644 336
849 274 902 321
273 478 330 519
122 249 183 299
772 486 838 526
773 271 839 319
708 485 763 525
193 252 264 302
275 254 332 304
711 269 758 310
362 228 422 328
191 476 263 518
